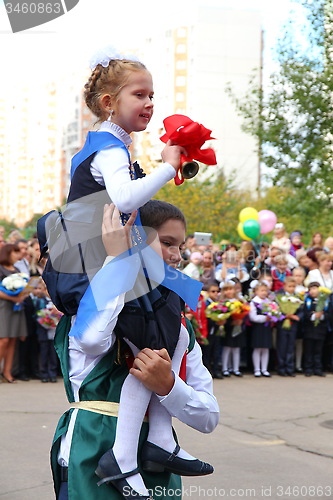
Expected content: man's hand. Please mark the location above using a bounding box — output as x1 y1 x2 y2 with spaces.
129 348 175 396
102 203 137 257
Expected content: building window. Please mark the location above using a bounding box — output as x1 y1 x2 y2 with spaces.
177 28 186 38
176 76 186 86
176 92 185 102
176 44 186 54
176 60 187 70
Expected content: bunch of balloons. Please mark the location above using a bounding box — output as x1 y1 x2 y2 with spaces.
237 207 277 241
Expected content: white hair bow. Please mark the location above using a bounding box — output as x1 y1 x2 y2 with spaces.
89 45 140 70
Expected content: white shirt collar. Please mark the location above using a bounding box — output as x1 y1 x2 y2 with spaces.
99 121 132 147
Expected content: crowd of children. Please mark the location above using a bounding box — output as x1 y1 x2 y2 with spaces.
182 226 333 379
189 276 333 379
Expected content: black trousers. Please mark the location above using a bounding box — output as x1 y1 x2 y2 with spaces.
39 340 58 379
303 338 324 373
276 328 296 373
202 335 222 374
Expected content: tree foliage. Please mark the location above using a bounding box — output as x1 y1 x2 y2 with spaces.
227 0 333 230
155 168 249 242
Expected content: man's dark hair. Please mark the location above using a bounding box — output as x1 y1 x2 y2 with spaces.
140 200 186 231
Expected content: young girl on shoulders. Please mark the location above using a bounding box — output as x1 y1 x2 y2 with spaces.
73 47 181 212
56 48 211 500
248 282 273 377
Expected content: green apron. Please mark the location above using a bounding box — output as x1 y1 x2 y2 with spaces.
51 316 195 500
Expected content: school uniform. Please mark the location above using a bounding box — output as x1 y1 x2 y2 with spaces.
249 298 273 349
52 312 219 500
34 296 59 381
303 295 331 375
203 297 222 377
275 292 303 375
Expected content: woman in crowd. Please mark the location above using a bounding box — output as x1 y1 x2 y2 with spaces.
306 252 333 290
308 232 324 251
0 244 27 383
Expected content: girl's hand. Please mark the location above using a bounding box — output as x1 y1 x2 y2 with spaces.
102 204 137 257
161 140 187 172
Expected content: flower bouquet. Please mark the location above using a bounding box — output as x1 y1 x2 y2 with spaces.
37 307 63 329
230 301 251 321
185 305 208 345
205 301 232 323
276 294 303 329
256 299 285 326
314 286 332 326
0 273 29 311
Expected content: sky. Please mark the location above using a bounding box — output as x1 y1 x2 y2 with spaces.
0 0 302 87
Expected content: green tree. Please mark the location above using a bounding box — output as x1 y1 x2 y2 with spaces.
0 219 19 239
227 0 333 232
155 168 249 242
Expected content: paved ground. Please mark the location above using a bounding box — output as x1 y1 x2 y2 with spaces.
0 373 332 500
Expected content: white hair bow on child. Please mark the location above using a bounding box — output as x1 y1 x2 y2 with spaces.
89 45 140 70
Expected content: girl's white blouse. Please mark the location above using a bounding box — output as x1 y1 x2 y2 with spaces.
90 121 175 213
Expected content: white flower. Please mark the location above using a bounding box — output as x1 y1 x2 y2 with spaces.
2 273 28 291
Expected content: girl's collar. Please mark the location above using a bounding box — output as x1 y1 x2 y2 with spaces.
99 121 132 147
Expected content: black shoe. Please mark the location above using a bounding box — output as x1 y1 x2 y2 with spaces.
95 449 153 499
314 371 326 377
232 371 243 377
305 372 312 377
277 370 286 377
286 372 296 377
296 368 303 373
41 378 49 383
17 375 30 381
212 372 224 379
141 442 214 477
222 370 231 377
50 377 58 383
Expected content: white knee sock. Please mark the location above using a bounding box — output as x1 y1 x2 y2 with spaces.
252 348 261 372
222 347 231 372
261 348 269 372
147 326 195 460
232 347 240 372
112 339 150 495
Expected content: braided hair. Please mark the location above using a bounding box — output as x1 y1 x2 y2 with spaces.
84 59 148 122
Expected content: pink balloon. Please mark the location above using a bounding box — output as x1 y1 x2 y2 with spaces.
258 210 277 234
